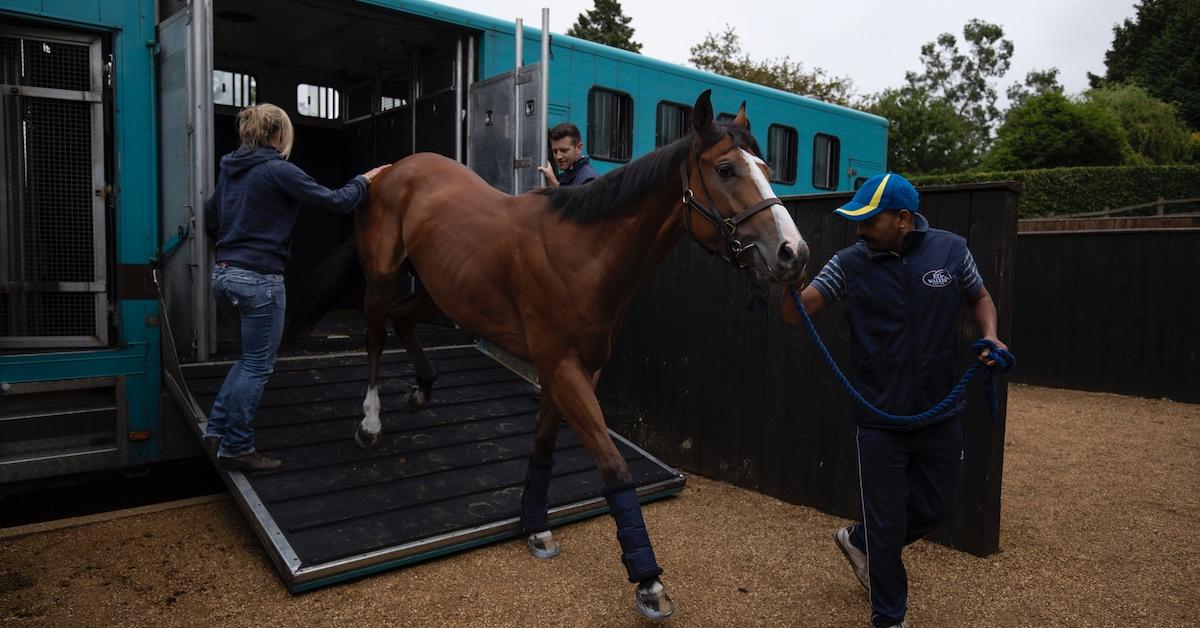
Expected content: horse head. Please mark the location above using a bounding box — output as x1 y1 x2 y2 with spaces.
683 90 809 284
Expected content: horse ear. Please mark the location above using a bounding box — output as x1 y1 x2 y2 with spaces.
733 101 749 129
692 89 713 134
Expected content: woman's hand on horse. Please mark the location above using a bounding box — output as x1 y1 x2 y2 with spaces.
363 164 391 183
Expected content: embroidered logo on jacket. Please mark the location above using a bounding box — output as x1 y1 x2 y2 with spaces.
922 268 953 288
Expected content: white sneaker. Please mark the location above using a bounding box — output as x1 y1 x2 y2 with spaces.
833 526 869 590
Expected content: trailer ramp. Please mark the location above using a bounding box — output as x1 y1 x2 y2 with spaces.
177 337 684 592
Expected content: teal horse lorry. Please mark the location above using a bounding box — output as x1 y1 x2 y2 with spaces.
0 0 886 486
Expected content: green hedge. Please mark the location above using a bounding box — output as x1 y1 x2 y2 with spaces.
910 165 1200 217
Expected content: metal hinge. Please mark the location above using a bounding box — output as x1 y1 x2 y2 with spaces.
97 183 115 209
104 54 114 88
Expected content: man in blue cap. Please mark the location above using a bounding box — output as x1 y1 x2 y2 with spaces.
780 172 1008 628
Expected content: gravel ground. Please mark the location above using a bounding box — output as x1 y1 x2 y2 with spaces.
1 384 1197 627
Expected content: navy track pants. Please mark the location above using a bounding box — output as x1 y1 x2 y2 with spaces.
848 414 964 628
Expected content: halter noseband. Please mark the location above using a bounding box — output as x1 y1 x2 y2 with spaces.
679 157 782 270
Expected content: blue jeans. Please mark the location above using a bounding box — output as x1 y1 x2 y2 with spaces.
206 264 286 458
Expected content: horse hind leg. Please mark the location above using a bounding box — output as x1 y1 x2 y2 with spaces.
522 390 563 559
389 287 439 411
355 273 396 449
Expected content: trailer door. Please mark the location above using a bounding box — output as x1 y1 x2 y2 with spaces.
157 6 214 361
467 42 546 194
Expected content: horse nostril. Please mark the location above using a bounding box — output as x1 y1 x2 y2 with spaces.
796 241 810 267
778 242 795 262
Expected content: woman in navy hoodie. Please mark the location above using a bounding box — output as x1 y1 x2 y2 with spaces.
204 103 387 472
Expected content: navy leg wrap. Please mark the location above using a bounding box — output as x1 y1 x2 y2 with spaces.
520 456 555 533
604 482 663 583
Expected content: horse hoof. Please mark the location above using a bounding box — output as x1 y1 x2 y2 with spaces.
526 531 560 560
635 577 675 621
404 385 428 411
354 426 381 449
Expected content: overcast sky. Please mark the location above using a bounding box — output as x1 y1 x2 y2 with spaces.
445 0 1139 103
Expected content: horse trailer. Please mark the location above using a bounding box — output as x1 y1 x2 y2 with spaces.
0 1 898 595
0 0 887 487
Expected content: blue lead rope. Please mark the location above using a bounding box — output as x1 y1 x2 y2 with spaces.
789 286 1015 425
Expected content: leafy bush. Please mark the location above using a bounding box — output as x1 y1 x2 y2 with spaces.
983 92 1128 170
1083 84 1193 165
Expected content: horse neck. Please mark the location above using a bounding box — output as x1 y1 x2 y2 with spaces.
598 180 687 297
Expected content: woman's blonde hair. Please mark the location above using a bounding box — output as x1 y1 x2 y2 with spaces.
237 103 294 158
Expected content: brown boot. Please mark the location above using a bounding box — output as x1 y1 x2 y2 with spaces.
218 451 282 472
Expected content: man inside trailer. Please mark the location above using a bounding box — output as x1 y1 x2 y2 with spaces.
537 122 598 187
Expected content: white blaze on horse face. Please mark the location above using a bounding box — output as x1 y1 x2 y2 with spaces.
739 150 805 253
361 385 381 434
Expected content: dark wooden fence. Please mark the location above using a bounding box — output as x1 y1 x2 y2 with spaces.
598 183 1018 557
1012 225 1200 402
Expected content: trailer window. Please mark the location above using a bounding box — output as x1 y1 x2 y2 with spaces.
588 87 633 162
380 78 410 112
212 70 256 107
297 83 340 120
380 96 408 112
768 124 797 184
812 133 840 190
655 101 691 148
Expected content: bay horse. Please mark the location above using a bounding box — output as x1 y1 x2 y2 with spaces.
353 90 809 619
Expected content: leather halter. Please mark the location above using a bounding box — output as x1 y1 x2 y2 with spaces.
679 157 781 270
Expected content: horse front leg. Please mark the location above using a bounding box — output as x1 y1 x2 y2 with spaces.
522 389 563 559
355 278 394 449
550 358 674 621
390 289 439 411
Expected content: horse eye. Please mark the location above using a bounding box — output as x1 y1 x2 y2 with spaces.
716 164 735 178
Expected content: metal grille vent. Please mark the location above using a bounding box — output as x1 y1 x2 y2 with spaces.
0 36 91 91
5 97 95 282
0 30 106 347
0 293 96 336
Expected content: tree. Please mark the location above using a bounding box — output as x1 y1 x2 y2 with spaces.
689 26 855 106
866 86 974 174
1095 0 1200 129
906 19 1014 159
567 0 642 54
983 92 1128 170
1083 84 1193 164
1006 68 1063 109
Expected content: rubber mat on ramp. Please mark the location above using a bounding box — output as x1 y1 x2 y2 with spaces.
178 344 685 591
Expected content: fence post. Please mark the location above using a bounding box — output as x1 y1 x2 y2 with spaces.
1157 196 1165 216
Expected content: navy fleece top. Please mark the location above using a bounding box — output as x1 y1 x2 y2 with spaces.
205 145 368 274
809 214 986 429
557 155 598 186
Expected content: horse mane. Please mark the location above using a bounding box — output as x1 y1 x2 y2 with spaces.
538 122 762 224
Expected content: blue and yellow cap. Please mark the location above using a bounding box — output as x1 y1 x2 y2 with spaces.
833 173 919 221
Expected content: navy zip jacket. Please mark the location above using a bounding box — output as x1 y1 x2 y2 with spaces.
558 155 598 186
205 145 368 274
811 214 984 430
